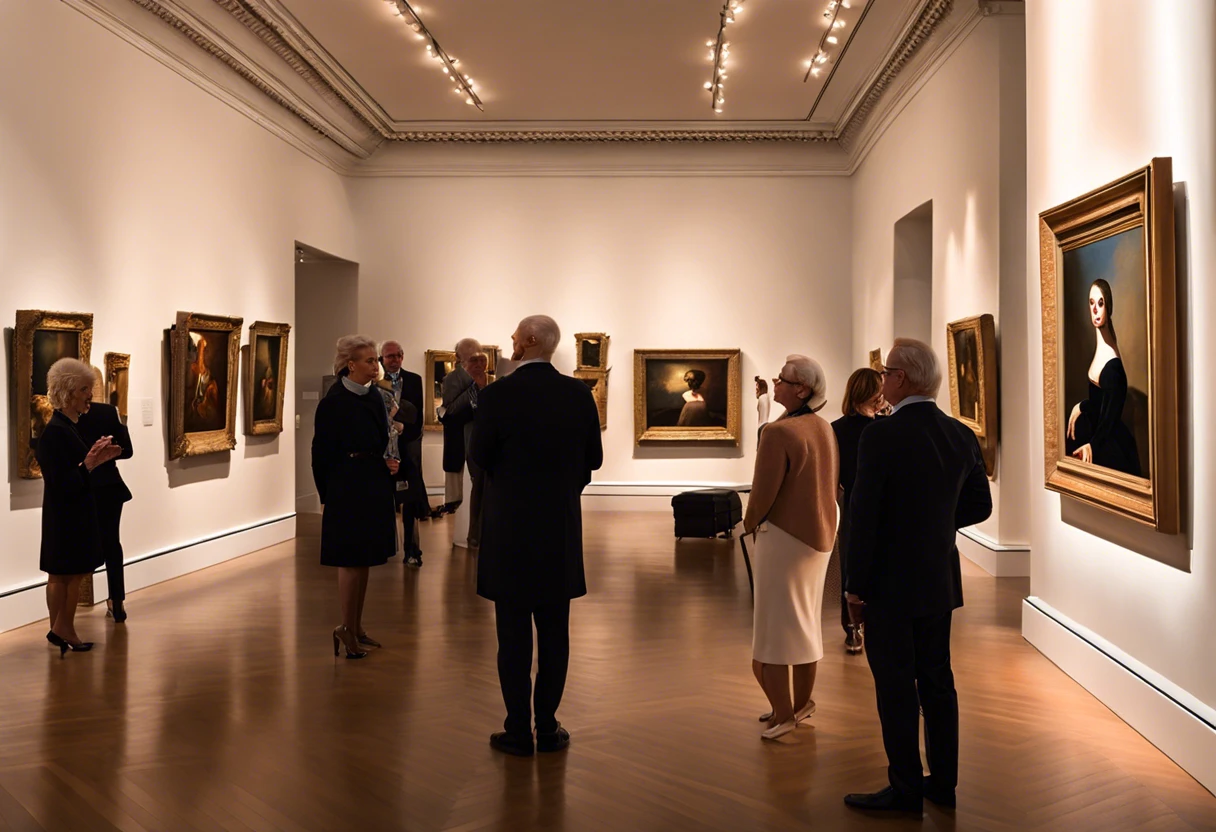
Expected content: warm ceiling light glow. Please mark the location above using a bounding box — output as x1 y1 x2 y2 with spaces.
703 0 747 114
804 0 864 84
385 0 483 110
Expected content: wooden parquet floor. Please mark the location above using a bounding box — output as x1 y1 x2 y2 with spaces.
0 511 1212 832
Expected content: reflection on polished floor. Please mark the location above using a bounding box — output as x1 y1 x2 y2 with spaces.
0 511 1213 831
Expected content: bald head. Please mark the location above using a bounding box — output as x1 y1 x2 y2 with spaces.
511 315 561 361
454 337 482 363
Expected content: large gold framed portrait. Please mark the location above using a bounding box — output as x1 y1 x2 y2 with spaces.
104 352 130 423
169 311 243 459
946 314 998 478
633 349 741 444
13 310 93 479
423 345 501 431
1039 157 1179 533
245 321 291 435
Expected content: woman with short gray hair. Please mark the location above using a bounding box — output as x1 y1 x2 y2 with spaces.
38 357 123 655
743 354 839 739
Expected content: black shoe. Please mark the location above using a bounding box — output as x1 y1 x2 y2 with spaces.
536 724 570 753
406 555 422 567
66 641 94 653
845 625 864 654
489 731 534 757
923 776 956 808
106 602 127 623
47 630 63 647
843 786 922 813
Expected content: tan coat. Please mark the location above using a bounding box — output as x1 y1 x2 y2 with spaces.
743 412 839 552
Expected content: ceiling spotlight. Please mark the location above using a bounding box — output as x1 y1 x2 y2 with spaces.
389 0 483 110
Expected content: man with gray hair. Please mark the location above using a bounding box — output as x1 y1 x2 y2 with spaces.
843 337 991 814
471 314 603 756
438 337 488 531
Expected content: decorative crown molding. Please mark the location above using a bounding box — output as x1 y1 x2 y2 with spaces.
382 129 835 143
836 0 953 148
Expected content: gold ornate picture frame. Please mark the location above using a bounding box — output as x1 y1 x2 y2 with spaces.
13 310 93 479
574 332 610 371
245 321 291 435
169 311 243 459
1039 157 1179 533
574 368 609 430
423 345 500 431
104 352 130 423
869 348 884 372
633 349 741 445
946 314 998 478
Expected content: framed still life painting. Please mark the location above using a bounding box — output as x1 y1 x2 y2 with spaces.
1039 157 1180 533
633 349 741 444
169 311 243 459
13 310 93 478
104 352 130 423
946 314 998 478
423 345 500 430
245 321 291 435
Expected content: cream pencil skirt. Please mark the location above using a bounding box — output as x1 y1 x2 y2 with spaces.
751 522 833 665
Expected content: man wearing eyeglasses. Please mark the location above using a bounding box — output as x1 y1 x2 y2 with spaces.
842 337 992 814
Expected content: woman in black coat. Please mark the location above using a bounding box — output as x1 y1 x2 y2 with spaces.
312 335 400 659
38 358 123 655
830 367 886 655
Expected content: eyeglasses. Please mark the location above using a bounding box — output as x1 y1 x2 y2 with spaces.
382 352 404 359
773 375 800 386
880 366 905 377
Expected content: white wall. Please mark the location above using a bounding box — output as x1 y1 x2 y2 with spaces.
1024 0 1216 786
346 172 855 492
0 0 357 630
850 12 1030 551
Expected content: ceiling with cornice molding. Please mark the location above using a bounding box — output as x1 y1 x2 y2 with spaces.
274 0 918 128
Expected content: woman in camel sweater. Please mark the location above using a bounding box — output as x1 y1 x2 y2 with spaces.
744 354 839 740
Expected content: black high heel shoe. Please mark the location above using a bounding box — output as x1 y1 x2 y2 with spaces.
66 640 94 652
47 631 68 657
356 631 381 648
332 626 367 659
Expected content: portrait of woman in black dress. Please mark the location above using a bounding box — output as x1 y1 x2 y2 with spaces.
1065 279 1141 476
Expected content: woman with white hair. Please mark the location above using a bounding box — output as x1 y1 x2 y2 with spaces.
743 354 840 739
313 335 400 659
38 357 124 656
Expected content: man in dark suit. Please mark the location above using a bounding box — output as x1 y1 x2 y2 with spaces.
470 315 603 757
76 398 134 622
843 337 992 814
380 341 427 566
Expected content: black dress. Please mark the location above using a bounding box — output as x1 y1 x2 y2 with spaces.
831 411 876 574
312 380 397 568
36 411 105 576
1066 357 1141 477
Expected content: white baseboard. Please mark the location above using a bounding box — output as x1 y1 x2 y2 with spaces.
0 514 296 634
957 527 1030 576
1022 598 1216 795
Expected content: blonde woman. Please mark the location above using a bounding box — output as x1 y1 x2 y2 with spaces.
744 355 839 739
39 358 123 655
312 335 400 658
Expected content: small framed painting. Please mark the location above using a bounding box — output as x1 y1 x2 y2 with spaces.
946 314 998 478
104 352 130 422
574 368 609 430
245 321 291 435
574 333 610 371
169 311 243 459
14 310 93 479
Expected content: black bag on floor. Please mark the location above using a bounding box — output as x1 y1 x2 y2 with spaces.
671 488 742 540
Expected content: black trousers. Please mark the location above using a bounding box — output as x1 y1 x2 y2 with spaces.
467 461 484 546
494 599 571 737
96 493 126 602
864 606 957 796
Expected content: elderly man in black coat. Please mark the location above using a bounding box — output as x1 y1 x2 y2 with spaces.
470 315 603 757
76 398 133 621
843 338 992 814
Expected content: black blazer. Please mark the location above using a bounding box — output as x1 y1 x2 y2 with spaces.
75 401 133 502
470 362 604 605
831 411 875 563
845 401 992 617
36 412 105 575
312 380 398 567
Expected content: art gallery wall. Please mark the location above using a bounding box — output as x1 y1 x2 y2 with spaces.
346 172 855 499
0 0 357 631
850 11 1031 564
1023 0 1216 791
